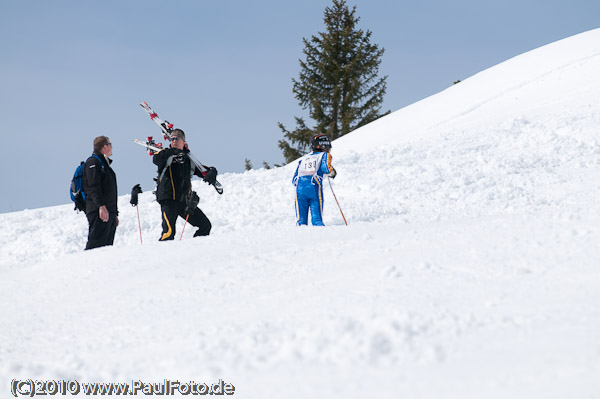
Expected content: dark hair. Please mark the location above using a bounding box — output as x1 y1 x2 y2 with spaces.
93 136 110 153
171 129 186 142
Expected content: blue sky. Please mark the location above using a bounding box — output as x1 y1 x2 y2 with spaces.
1 0 598 213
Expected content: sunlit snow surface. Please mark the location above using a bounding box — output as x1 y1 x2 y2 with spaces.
1 29 600 398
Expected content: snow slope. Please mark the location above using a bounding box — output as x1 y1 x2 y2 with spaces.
1 28 600 398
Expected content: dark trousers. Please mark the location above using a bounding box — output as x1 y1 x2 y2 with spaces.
85 211 117 250
159 200 211 241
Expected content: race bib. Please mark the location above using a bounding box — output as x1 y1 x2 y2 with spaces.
298 153 324 177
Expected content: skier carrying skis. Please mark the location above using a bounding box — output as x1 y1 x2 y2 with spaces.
292 134 337 226
152 129 217 240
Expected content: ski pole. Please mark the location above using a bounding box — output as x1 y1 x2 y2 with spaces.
136 205 143 244
328 176 348 226
180 214 190 240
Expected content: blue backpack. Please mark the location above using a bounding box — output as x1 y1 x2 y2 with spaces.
70 155 104 212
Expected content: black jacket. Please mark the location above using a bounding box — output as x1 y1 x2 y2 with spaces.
82 151 118 215
153 148 204 203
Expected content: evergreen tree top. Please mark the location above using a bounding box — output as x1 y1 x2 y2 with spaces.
278 0 389 164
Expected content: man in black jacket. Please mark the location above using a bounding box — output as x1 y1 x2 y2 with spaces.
153 129 217 241
82 136 119 250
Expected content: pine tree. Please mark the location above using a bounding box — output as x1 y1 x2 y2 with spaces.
278 0 389 163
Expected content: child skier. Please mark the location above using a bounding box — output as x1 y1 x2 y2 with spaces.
292 134 337 226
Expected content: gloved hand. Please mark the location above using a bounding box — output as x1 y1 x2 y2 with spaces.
130 184 143 206
203 167 218 185
185 191 200 214
329 168 337 179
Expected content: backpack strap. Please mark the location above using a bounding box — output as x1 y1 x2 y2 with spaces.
89 154 106 173
189 159 196 180
158 153 194 183
158 155 175 182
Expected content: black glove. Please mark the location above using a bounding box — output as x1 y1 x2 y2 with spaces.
185 191 200 214
130 184 142 206
330 168 337 179
203 167 218 185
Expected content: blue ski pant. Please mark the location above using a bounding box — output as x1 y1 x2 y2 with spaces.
295 183 325 226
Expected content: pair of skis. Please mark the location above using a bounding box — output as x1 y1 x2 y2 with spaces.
135 102 223 195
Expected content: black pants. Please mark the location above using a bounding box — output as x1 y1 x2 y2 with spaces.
85 211 117 250
159 200 211 241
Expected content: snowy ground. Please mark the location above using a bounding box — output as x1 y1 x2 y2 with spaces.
1 28 600 398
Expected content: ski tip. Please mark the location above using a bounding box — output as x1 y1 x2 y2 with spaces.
213 183 224 195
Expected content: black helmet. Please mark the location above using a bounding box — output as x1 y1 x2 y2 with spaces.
310 134 332 152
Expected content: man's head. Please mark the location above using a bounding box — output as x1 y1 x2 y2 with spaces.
94 136 112 157
170 129 186 150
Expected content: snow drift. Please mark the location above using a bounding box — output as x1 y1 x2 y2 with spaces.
1 28 600 398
